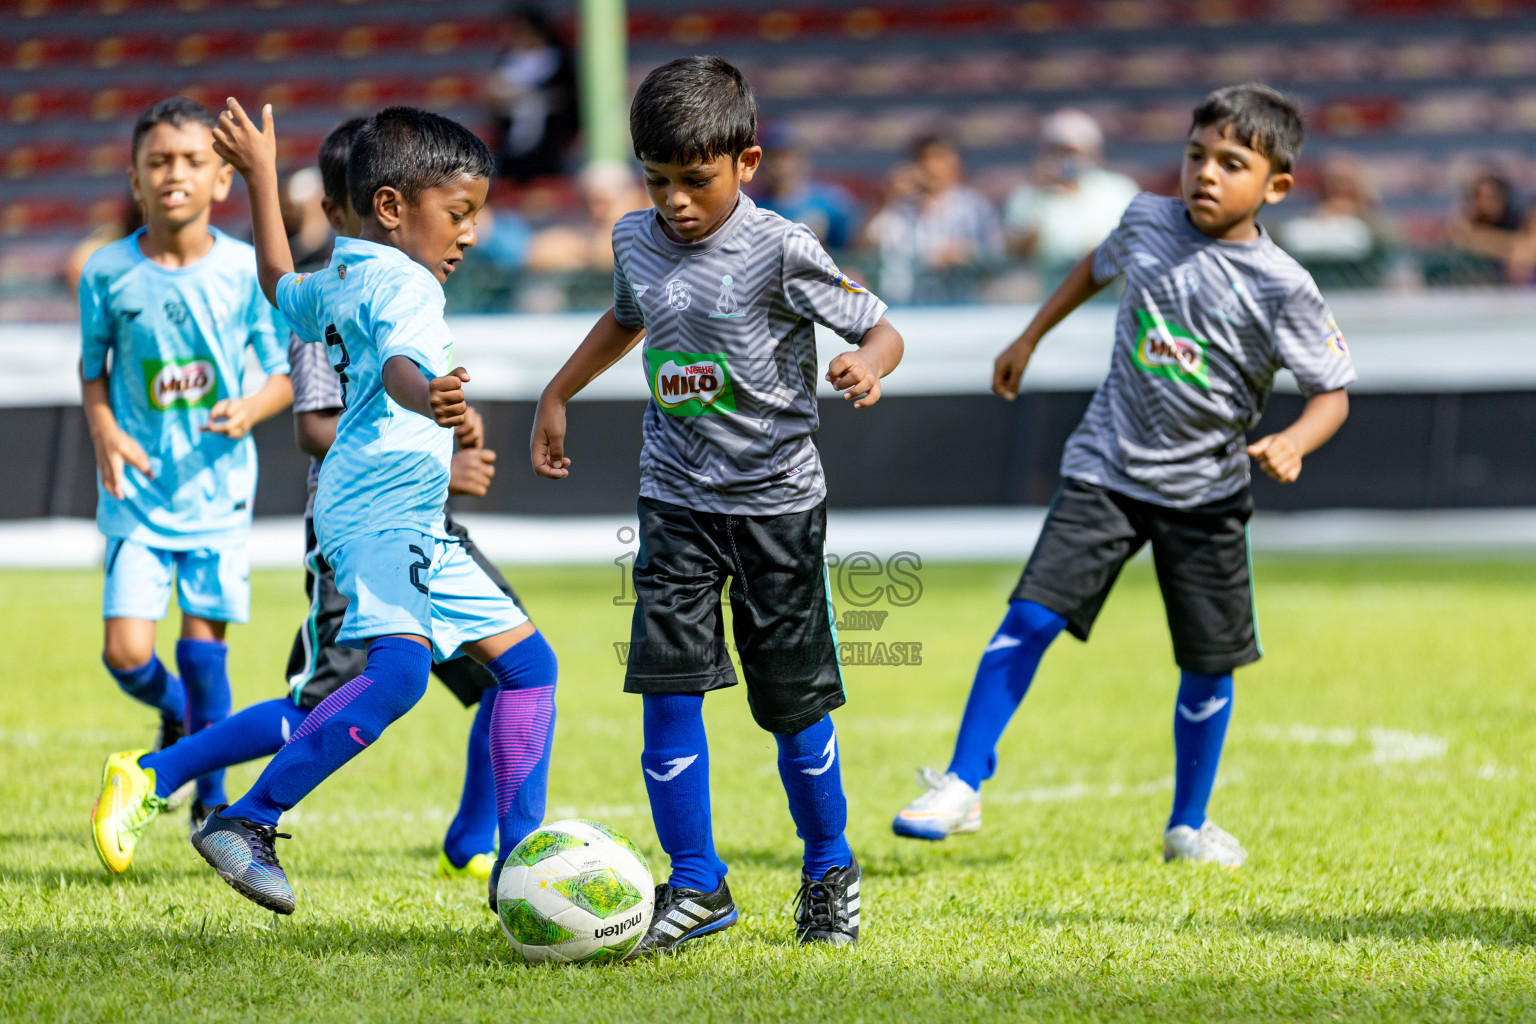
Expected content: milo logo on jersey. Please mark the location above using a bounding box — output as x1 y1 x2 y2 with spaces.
646 348 736 417
143 358 219 411
1132 309 1210 389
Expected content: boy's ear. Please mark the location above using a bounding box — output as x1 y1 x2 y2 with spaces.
321 197 347 235
1264 171 1294 206
212 161 234 202
127 165 143 206
372 186 402 230
737 145 763 185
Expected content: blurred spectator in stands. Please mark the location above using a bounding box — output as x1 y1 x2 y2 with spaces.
1441 169 1536 285
862 134 1003 304
62 193 143 293
1276 154 1391 289
1004 109 1138 276
524 161 647 274
443 203 532 313
754 140 860 250
484 6 578 183
281 167 333 272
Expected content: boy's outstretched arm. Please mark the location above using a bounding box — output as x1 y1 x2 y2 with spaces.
80 367 152 500
1247 388 1349 484
210 98 292 306
205 373 292 440
994 250 1109 400
383 357 470 428
826 317 903 409
532 308 646 479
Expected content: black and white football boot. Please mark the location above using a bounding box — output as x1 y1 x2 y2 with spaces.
632 880 738 957
794 857 861 946
487 857 505 913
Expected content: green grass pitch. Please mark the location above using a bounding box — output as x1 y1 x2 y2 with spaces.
2 558 1535 1022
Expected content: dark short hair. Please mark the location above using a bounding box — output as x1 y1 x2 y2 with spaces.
630 56 757 165
347 106 494 217
911 133 957 160
131 97 217 158
1190 83 1304 174
318 117 367 209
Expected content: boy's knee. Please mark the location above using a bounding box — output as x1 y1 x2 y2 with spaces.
102 641 154 672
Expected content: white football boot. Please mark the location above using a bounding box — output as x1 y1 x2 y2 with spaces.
892 768 981 840
1162 821 1246 868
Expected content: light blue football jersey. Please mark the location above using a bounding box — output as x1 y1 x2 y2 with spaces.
78 227 289 550
275 237 454 553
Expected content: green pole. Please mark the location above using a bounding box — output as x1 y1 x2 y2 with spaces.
579 0 628 163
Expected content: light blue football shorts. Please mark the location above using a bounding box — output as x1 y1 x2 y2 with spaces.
101 538 251 623
329 528 529 661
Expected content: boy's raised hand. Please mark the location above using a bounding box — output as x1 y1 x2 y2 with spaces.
530 398 571 479
826 350 883 408
429 367 470 428
210 98 276 179
92 426 153 500
1247 433 1302 483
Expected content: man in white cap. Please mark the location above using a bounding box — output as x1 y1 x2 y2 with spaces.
1005 109 1140 278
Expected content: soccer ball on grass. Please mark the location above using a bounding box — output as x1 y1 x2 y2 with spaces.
496 818 655 964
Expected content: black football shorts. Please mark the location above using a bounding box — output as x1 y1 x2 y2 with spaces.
623 496 844 735
1013 478 1261 676
285 511 520 709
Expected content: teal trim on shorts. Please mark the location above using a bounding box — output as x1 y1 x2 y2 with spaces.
823 561 844 686
1245 523 1263 659
286 544 326 706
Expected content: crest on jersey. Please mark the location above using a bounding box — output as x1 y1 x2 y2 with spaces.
708 274 745 318
665 279 692 311
163 299 190 325
1324 317 1349 357
826 265 867 293
1132 309 1210 389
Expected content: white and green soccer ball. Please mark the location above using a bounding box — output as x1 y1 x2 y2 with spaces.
496 819 655 964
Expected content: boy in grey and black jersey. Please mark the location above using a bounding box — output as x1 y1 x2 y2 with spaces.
533 57 904 951
894 84 1356 868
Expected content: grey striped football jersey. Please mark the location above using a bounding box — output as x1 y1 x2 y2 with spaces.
287 331 344 518
613 193 888 515
1062 193 1358 509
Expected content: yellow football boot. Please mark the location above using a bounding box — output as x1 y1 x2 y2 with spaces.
90 750 168 874
435 851 495 881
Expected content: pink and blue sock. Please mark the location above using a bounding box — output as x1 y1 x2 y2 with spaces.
947 599 1066 789
1168 670 1234 831
486 633 558 856
175 638 232 806
105 654 185 723
775 715 851 877
442 686 497 867
225 637 431 827
640 693 726 892
141 698 307 800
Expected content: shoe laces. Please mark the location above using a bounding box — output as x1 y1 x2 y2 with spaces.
122 794 169 840
794 875 844 932
243 821 291 868
909 767 957 809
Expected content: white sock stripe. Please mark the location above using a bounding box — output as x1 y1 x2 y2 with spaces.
654 919 684 938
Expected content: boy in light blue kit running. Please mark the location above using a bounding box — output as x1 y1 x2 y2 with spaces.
79 98 292 833
192 99 557 916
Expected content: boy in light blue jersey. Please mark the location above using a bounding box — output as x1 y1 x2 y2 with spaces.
193 100 558 917
80 98 292 832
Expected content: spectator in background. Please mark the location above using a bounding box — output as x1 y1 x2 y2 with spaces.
1004 109 1139 276
524 160 648 274
484 6 578 183
280 167 333 272
1276 154 1390 288
1444 169 1536 285
754 140 860 250
863 134 1003 304
63 192 143 293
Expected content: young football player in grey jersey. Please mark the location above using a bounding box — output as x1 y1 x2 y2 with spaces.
532 57 903 952
894 84 1356 868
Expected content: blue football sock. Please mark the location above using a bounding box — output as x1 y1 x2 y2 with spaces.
106 655 186 723
641 693 726 892
141 698 307 800
225 637 431 827
486 632 558 856
443 686 498 867
1169 671 1234 831
947 599 1066 789
176 638 233 806
775 715 852 877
